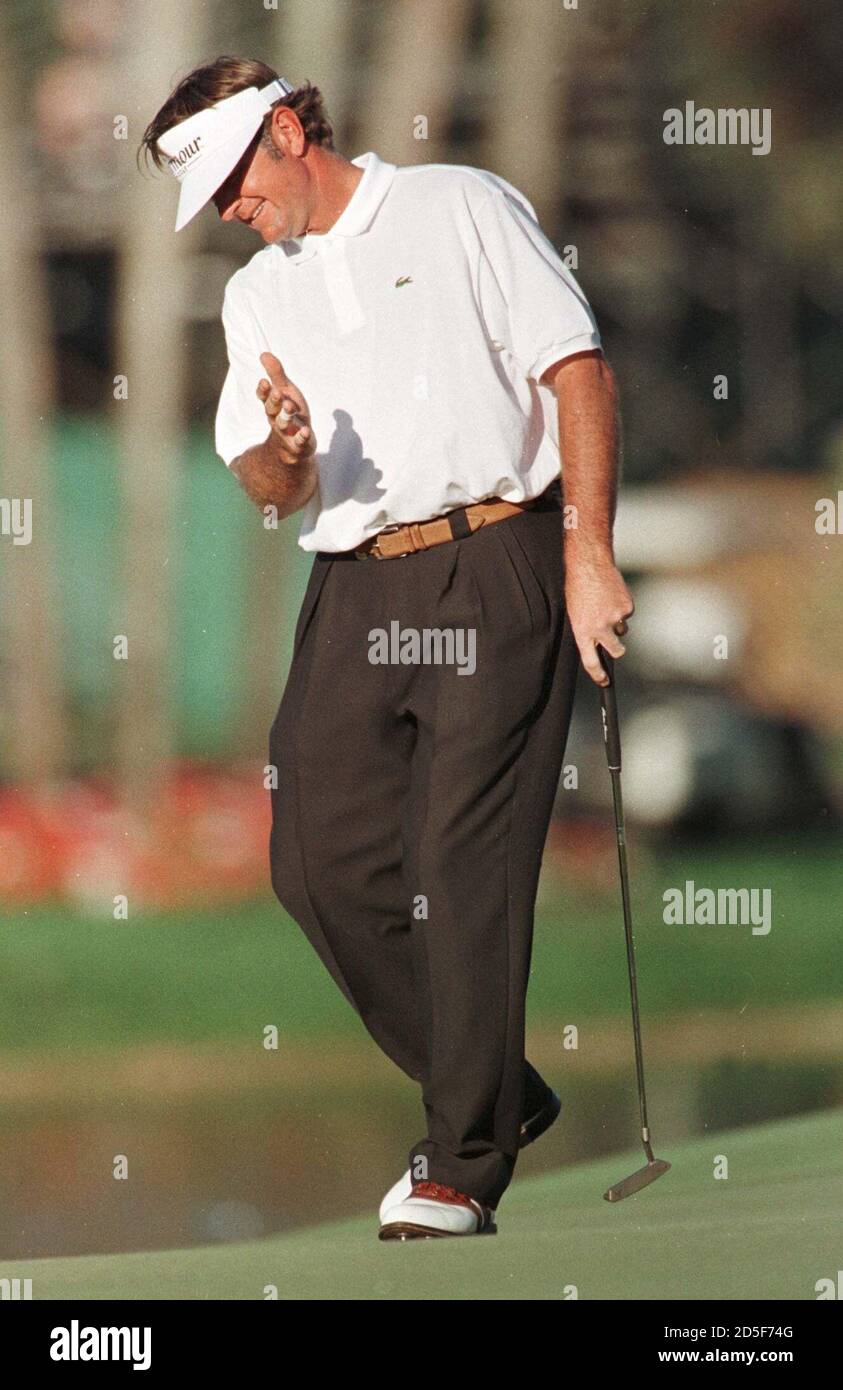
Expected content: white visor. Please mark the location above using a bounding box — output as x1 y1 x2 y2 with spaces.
156 77 295 231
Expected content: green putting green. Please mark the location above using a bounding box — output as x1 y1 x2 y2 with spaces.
4 1109 840 1301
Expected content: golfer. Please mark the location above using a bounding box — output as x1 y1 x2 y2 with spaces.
141 57 633 1240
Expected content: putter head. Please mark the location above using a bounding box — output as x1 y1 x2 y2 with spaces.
603 1158 671 1203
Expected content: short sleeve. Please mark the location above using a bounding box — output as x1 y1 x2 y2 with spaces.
214 282 272 467
473 184 601 382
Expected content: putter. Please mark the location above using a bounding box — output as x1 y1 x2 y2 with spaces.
597 647 671 1203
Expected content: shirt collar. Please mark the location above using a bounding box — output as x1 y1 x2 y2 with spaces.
278 151 397 264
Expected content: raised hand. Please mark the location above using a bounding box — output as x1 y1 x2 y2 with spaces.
256 352 316 461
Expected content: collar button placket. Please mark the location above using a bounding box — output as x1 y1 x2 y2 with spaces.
319 239 366 335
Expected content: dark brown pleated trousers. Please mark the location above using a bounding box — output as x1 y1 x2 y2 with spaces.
268 492 580 1208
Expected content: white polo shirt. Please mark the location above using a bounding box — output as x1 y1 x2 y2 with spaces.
215 150 601 553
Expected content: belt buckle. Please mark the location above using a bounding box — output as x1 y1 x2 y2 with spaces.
353 523 401 560
370 522 407 560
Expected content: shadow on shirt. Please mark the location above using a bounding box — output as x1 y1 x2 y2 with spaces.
315 408 386 510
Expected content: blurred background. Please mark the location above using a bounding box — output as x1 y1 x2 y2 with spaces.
0 0 841 1260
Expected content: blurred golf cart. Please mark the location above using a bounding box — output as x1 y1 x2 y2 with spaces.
557 479 837 838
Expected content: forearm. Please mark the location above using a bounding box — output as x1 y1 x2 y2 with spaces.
556 353 620 566
550 351 633 684
230 430 317 518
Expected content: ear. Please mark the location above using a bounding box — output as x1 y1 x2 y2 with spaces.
268 104 305 157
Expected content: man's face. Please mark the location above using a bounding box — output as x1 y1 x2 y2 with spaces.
211 124 308 243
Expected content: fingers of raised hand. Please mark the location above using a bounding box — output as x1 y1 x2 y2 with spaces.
274 404 313 456
256 379 283 416
273 396 306 433
256 380 301 428
255 356 313 455
257 354 289 409
259 352 288 389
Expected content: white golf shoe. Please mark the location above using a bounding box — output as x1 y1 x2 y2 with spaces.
377 1087 560 1225
378 1181 497 1240
379 1169 412 1224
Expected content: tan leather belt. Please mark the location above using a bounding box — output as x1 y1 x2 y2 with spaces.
353 495 536 560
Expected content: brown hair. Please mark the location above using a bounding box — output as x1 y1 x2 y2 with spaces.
138 55 334 172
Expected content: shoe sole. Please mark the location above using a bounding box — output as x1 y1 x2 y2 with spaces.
379 1219 498 1241
519 1089 562 1148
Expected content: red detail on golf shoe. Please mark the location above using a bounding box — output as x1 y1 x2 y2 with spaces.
410 1182 473 1207
408 1181 493 1227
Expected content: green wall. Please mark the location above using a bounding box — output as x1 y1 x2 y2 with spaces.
2 415 312 766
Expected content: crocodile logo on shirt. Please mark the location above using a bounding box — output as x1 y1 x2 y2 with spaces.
394 275 413 287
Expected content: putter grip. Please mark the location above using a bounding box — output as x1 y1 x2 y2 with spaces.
598 648 622 771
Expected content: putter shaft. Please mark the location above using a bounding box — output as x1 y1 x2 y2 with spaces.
606 764 654 1161
598 649 670 1198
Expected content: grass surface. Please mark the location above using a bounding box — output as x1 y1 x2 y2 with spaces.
4 1109 840 1300
0 840 840 1052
